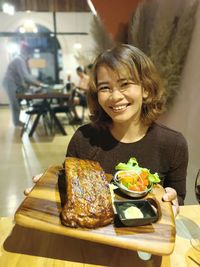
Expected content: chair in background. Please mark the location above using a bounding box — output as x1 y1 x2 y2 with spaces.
48 86 87 132
70 88 87 124
21 101 51 137
50 89 76 131
51 104 74 129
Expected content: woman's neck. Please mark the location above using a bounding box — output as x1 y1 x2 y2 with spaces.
110 121 149 143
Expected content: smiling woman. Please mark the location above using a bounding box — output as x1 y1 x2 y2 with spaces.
25 43 188 218
66 44 188 215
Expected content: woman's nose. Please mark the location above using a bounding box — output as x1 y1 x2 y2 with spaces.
109 88 124 100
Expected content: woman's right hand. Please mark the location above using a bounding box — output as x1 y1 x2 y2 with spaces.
24 173 43 195
162 187 180 217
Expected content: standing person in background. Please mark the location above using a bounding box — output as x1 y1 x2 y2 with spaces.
3 42 43 127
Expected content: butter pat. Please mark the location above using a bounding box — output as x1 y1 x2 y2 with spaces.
124 206 144 219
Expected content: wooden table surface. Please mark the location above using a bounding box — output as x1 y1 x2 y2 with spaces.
16 92 70 100
0 205 199 267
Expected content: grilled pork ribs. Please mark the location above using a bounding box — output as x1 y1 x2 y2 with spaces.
60 157 114 228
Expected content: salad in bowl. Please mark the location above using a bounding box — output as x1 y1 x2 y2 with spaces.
113 157 160 198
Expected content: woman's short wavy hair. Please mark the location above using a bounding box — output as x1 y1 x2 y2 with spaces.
87 44 166 129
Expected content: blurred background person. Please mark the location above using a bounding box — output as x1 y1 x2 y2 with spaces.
84 63 93 75
2 42 43 127
65 73 74 93
69 66 90 124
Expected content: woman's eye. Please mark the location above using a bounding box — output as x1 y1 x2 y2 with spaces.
98 86 110 92
121 82 128 87
121 81 133 88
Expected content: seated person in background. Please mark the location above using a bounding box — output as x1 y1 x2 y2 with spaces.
85 63 93 75
26 44 188 217
70 66 90 124
65 74 72 92
3 42 44 127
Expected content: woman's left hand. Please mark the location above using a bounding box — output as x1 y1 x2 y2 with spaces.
162 187 179 217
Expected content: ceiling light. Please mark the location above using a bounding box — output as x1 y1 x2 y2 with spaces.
19 20 38 33
87 0 97 16
2 3 15 15
19 26 25 33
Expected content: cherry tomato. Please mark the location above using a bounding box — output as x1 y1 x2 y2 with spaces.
140 171 148 180
128 184 141 191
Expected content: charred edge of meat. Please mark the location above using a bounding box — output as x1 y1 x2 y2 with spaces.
58 169 67 207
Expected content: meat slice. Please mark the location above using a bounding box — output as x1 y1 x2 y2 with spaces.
61 157 114 228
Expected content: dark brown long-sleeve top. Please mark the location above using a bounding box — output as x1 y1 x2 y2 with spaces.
66 122 188 205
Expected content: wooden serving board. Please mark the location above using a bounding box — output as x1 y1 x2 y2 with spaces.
15 165 176 256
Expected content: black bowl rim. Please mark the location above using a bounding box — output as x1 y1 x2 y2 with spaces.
114 199 159 226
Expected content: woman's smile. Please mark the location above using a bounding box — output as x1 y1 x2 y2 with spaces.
110 103 130 113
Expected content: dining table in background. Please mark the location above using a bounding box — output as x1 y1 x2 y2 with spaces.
16 90 70 137
0 205 199 267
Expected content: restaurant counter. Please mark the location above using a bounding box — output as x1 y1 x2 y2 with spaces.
0 205 199 267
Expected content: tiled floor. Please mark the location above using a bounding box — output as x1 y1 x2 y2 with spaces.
0 105 85 216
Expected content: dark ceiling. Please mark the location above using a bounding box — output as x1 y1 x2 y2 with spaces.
0 0 91 12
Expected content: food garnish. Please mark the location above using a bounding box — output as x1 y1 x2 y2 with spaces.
115 157 160 192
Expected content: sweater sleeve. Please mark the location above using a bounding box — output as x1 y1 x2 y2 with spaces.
163 133 188 205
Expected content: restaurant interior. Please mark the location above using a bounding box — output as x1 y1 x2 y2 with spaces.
0 0 200 266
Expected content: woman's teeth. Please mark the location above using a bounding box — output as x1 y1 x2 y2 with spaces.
112 105 127 112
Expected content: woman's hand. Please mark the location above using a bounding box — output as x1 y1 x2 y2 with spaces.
24 173 43 195
162 187 179 217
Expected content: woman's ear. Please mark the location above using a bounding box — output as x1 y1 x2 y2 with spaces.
142 88 148 99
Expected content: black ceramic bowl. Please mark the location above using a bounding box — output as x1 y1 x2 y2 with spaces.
114 199 159 227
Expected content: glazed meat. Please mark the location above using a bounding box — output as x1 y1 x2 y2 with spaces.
60 157 114 228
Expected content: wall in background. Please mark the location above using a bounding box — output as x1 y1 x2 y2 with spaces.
92 0 140 41
158 1 200 204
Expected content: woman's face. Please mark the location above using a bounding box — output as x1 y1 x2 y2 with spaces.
97 65 148 125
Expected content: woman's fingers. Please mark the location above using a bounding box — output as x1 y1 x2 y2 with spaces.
24 186 34 196
163 187 180 217
162 187 177 201
171 202 179 217
24 173 43 196
32 173 43 183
